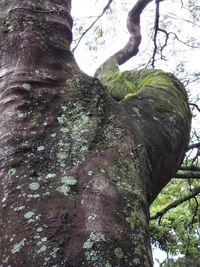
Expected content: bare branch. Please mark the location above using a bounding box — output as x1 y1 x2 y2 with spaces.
150 187 200 220
174 171 200 179
187 142 200 151
95 0 153 76
167 12 200 28
188 195 199 231
189 103 200 113
72 0 113 52
151 0 161 68
180 165 200 171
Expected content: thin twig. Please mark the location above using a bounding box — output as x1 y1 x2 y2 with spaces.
72 0 113 52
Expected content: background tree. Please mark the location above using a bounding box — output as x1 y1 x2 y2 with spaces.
0 0 195 266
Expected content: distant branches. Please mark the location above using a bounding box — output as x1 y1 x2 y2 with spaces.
95 0 153 76
150 187 200 221
72 0 113 52
150 2 200 67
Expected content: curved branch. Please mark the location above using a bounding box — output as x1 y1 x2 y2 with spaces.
95 0 153 77
189 103 200 112
150 187 200 220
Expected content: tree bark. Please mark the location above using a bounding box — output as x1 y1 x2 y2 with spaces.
0 0 191 266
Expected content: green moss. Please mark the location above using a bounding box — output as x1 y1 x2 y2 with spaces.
99 68 188 105
114 247 124 259
124 93 136 99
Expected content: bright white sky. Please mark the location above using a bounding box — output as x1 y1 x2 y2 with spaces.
71 0 200 76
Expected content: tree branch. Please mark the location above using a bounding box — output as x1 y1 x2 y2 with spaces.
187 142 200 151
189 103 200 113
151 0 161 68
95 0 153 76
180 165 200 171
174 171 200 179
72 0 113 52
150 187 200 220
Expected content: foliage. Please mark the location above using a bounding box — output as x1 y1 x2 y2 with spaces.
150 177 200 260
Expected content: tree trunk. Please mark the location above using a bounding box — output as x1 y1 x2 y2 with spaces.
0 1 191 266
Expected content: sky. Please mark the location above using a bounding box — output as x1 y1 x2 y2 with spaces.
71 0 200 76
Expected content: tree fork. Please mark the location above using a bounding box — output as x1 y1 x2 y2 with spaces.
0 0 191 266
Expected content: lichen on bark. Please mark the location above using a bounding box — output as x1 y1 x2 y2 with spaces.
0 0 191 266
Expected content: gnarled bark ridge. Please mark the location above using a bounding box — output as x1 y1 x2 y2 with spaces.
0 0 191 266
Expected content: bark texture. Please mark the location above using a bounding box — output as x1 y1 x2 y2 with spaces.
0 0 191 266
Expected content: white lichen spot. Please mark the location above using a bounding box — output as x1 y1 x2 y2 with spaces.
50 247 60 258
100 169 105 173
59 90 65 95
7 168 16 181
24 211 35 219
46 173 56 180
16 185 22 190
36 227 43 232
14 205 25 212
2 196 7 203
57 152 68 160
83 232 106 249
87 170 93 177
17 112 26 118
29 182 40 191
11 238 26 254
22 83 31 90
28 194 40 199
88 214 97 221
57 176 77 196
37 245 47 253
37 146 45 151
60 127 69 133
35 214 41 220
